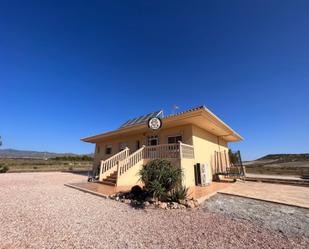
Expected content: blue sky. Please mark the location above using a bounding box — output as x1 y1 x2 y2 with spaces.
1 0 308 160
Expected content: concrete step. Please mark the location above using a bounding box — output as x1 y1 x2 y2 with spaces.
101 180 116 186
104 177 116 182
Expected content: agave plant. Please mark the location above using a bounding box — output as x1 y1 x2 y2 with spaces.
167 186 188 202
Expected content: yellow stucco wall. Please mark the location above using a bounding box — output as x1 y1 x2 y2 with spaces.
116 158 182 186
93 124 193 166
191 125 229 181
95 124 231 188
94 133 144 165
180 158 196 187
116 159 145 186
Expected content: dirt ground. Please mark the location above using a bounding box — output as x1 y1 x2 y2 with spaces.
0 158 92 172
203 193 309 238
0 172 308 249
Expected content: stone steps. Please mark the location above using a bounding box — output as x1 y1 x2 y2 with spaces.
101 171 118 186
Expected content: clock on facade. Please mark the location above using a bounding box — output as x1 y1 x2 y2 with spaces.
148 117 162 130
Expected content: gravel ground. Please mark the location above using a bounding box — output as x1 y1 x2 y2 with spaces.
203 193 309 238
0 172 308 249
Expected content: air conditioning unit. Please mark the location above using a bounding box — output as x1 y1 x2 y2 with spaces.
194 162 211 186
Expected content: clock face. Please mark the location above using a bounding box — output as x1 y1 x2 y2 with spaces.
148 117 162 130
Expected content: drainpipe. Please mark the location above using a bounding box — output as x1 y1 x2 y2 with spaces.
217 136 223 172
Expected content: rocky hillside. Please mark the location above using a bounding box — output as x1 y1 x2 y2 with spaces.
258 153 309 162
244 153 309 176
0 149 92 159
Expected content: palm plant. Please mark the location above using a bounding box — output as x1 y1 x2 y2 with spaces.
167 186 188 202
139 159 183 200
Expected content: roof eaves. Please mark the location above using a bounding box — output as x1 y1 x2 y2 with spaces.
163 105 205 119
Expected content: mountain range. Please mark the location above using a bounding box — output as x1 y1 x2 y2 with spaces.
0 149 92 159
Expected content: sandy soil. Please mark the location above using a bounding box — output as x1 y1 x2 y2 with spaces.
0 172 308 249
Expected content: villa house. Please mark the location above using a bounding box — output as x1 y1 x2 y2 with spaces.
81 106 242 188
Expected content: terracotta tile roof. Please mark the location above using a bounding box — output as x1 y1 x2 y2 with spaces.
118 106 204 129
163 105 205 119
81 105 243 142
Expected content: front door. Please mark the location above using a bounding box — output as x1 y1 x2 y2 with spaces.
147 136 159 158
148 136 159 146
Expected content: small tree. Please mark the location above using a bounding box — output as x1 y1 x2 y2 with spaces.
139 159 183 201
229 149 239 165
0 165 9 173
0 136 8 173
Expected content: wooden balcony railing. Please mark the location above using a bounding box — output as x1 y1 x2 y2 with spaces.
144 142 194 159
179 142 194 159
144 143 180 159
100 142 195 180
118 146 145 176
100 147 129 175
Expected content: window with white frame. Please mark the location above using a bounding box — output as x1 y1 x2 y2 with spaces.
105 144 112 155
147 136 159 146
167 135 182 144
119 142 128 151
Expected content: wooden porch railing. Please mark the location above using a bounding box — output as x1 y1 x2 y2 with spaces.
118 146 145 176
179 142 194 159
100 143 195 181
144 143 180 159
100 147 129 174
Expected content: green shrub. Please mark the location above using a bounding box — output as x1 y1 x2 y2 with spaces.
139 159 182 200
167 186 188 202
229 149 239 165
0 164 9 173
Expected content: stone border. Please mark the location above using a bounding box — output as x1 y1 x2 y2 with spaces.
196 191 219 204
217 191 309 210
64 183 109 199
64 183 199 209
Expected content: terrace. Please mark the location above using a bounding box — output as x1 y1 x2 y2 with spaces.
99 142 195 186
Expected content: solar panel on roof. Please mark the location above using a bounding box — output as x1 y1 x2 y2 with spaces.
119 110 163 128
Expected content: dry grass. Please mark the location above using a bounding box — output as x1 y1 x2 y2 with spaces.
244 160 309 176
0 158 92 173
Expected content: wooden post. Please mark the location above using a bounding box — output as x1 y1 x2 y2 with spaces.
116 161 120 185
179 141 183 159
214 152 217 174
224 150 228 171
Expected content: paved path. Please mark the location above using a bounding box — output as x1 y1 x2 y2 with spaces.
246 173 304 180
219 181 309 209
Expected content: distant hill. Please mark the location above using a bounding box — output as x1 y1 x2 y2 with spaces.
244 153 309 176
258 153 309 162
0 149 93 159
